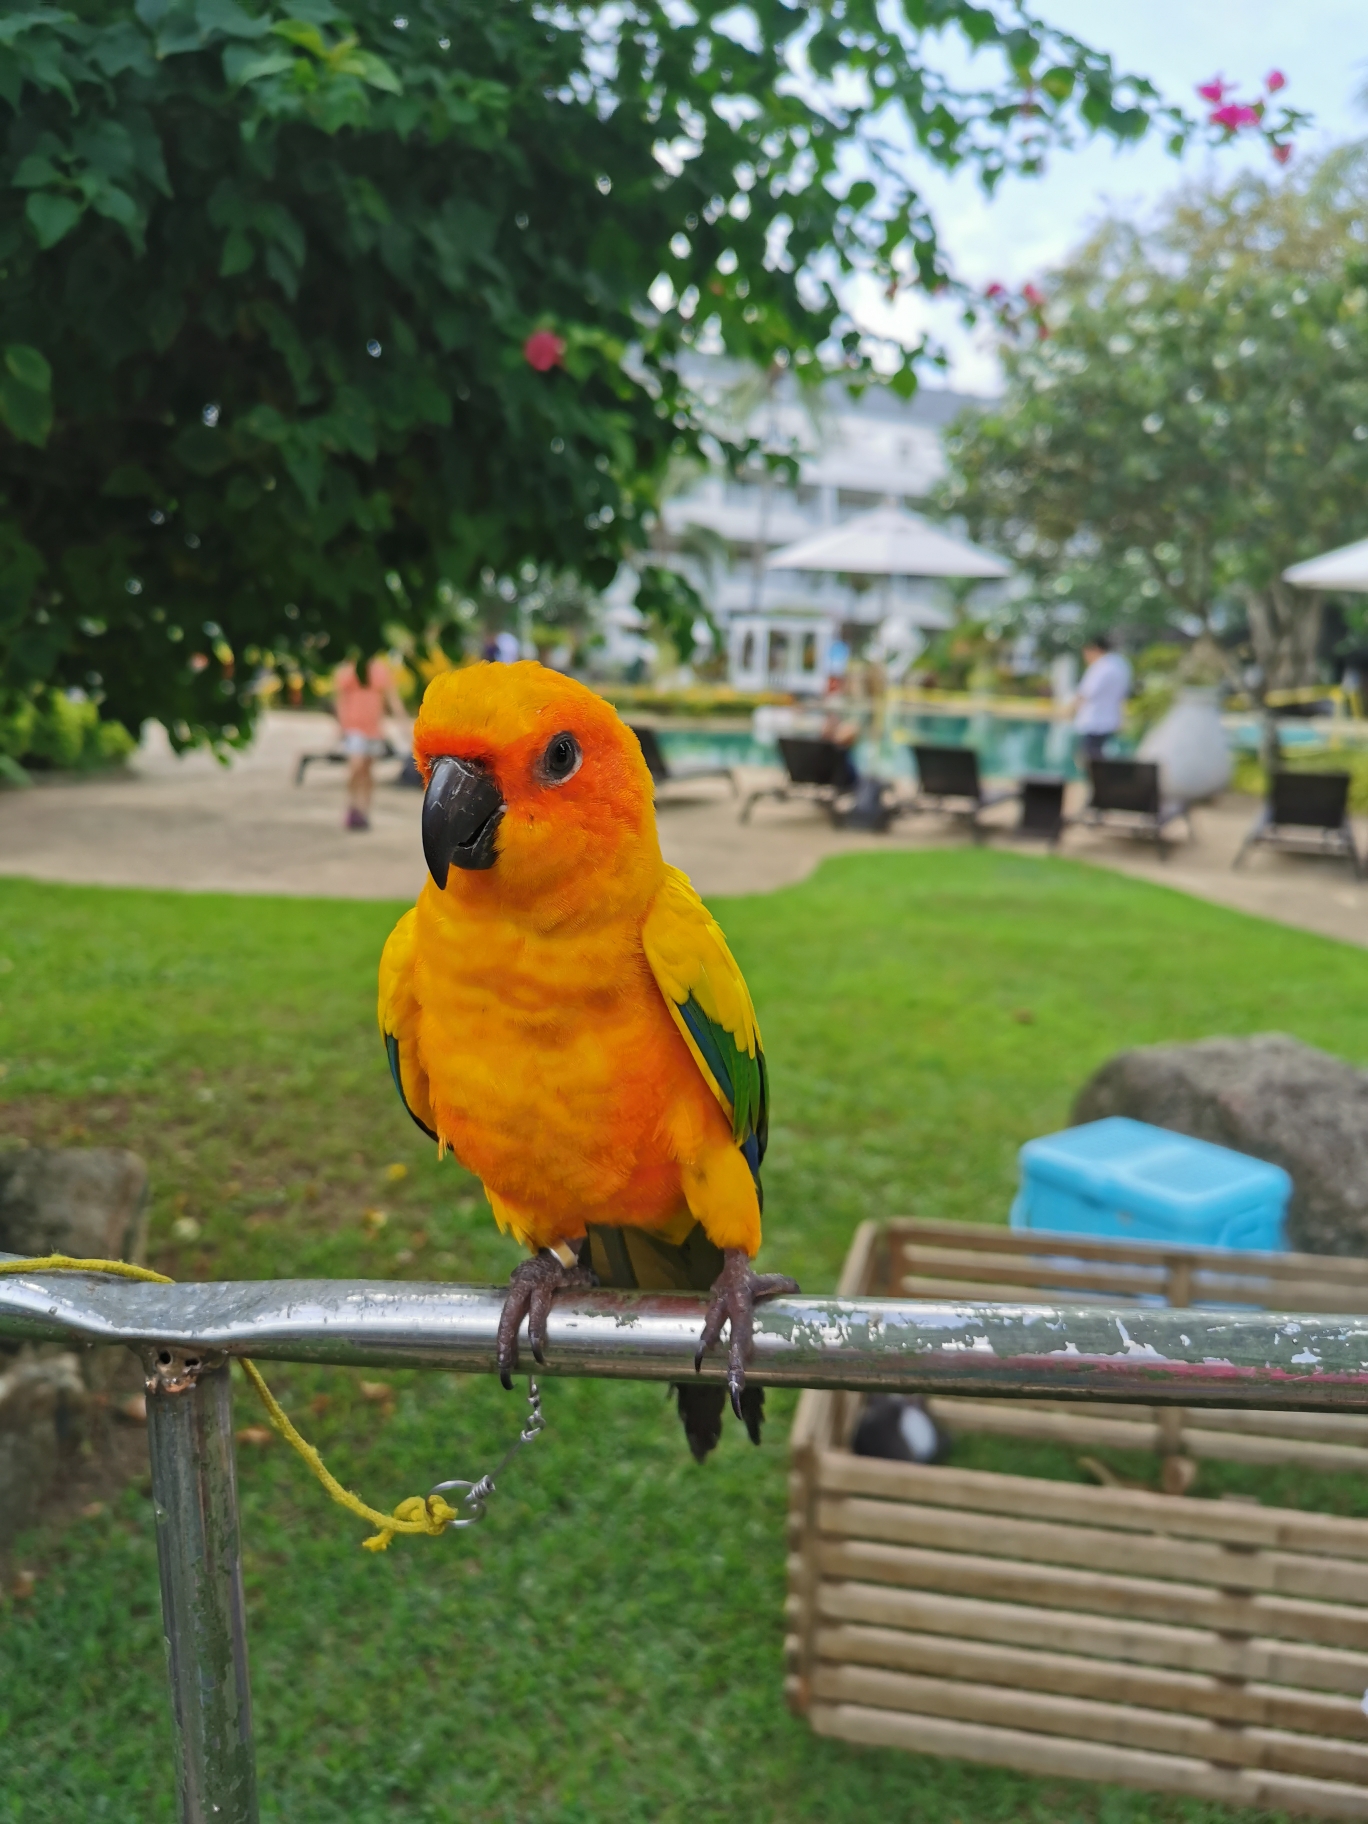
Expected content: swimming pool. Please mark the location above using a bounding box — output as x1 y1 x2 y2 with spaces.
655 708 1366 788
654 713 1104 783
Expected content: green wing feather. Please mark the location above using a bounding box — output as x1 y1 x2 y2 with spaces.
385 1032 437 1140
377 907 439 1142
642 867 768 1175
676 995 766 1155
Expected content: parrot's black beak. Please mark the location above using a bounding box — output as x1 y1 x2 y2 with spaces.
422 755 504 887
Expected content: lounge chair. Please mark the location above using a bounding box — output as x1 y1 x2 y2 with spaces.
1069 758 1190 856
1234 770 1361 877
1016 774 1067 845
294 737 399 786
629 725 737 798
899 744 1017 840
740 736 856 825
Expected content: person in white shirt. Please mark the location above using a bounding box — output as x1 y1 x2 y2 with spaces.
1072 635 1132 764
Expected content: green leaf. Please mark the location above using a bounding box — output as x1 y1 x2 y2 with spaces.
172 422 233 475
0 12 81 48
220 228 254 275
12 154 63 190
0 373 52 446
89 20 158 81
87 183 140 229
5 345 51 393
144 292 186 353
152 3 208 57
282 443 324 505
196 0 271 38
1039 66 1075 102
25 192 82 248
264 242 299 298
101 462 160 497
224 45 295 86
238 403 288 442
271 19 327 55
224 472 260 510
334 49 401 94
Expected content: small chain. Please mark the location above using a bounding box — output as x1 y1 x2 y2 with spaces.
427 1378 546 1530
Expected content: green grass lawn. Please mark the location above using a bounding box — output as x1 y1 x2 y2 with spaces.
2 850 1367 1824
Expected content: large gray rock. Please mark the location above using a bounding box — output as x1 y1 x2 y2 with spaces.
1073 1034 1368 1256
0 1147 149 1547
0 1146 147 1264
0 1351 84 1544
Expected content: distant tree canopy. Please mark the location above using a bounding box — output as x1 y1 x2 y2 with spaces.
0 0 1287 745
943 148 1368 690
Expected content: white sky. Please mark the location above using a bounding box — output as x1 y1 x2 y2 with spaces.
847 0 1368 393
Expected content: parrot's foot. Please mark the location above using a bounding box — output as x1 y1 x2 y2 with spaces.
694 1248 800 1424
496 1248 597 1389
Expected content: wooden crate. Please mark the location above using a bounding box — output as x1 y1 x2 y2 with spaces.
787 1220 1368 1818
900 1219 1368 1489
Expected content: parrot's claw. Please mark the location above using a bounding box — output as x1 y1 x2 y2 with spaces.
497 1249 597 1389
694 1248 800 1423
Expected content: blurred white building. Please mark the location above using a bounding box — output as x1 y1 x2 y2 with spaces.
658 370 993 693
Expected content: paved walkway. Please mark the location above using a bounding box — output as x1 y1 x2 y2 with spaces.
1 712 1364 946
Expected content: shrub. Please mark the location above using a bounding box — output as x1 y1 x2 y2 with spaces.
0 691 134 775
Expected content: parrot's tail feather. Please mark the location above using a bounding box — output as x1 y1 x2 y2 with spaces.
672 1382 766 1459
673 1383 726 1462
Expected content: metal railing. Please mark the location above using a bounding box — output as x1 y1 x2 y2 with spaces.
7 1258 1368 1824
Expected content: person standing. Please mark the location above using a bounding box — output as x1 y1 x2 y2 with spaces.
1072 634 1132 766
333 654 406 831
482 627 521 664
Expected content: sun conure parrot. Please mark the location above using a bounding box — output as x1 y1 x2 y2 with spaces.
377 661 798 1458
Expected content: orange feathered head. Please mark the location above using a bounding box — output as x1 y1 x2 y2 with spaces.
412 662 660 923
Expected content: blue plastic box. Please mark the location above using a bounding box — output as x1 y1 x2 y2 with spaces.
1009 1117 1290 1252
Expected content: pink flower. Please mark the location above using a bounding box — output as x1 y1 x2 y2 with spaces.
1272 142 1293 166
1211 102 1260 129
984 282 1006 300
1197 76 1229 103
1022 282 1045 308
523 330 566 372
1266 69 1286 92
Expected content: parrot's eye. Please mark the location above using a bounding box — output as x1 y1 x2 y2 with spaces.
538 730 583 785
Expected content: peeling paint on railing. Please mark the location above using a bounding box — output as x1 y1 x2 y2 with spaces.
6 1258 1368 1409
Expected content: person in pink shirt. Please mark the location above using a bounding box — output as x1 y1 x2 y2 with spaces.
333 655 406 831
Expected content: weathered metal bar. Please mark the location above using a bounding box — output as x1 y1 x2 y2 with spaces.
6 1262 1368 1408
145 1353 258 1824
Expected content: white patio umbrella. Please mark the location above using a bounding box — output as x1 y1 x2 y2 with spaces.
765 503 1010 579
1283 537 1368 592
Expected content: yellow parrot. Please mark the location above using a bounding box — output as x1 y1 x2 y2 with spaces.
378 661 797 1457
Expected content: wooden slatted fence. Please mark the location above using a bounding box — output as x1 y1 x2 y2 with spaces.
787 1220 1368 1817
898 1219 1368 1489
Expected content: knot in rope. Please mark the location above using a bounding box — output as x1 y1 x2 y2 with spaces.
361 1492 463 1553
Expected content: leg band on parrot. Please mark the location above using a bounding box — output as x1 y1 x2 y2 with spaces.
496 1248 598 1388
694 1247 800 1421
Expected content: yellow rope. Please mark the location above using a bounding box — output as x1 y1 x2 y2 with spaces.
0 1254 175 1284
236 1358 459 1551
0 1255 458 1552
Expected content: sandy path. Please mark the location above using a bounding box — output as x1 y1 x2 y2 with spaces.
0 712 1363 947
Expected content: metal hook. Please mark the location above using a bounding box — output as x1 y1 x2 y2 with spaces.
426 1378 544 1532
426 1477 486 1528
